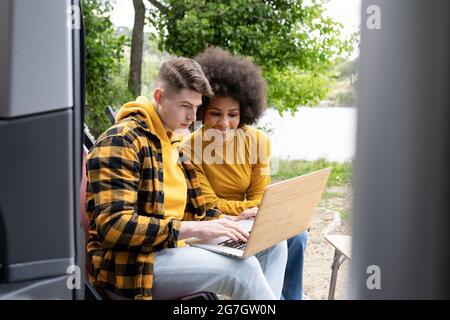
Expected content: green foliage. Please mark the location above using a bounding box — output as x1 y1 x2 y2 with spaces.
340 208 351 222
150 0 351 70
266 67 333 113
141 35 168 97
255 122 274 136
336 58 358 80
322 191 344 200
325 58 358 107
149 0 356 112
335 91 357 106
271 159 352 187
82 0 133 137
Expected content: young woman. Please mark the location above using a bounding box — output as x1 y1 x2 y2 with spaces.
183 47 309 300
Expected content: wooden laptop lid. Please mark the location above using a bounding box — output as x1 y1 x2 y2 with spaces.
243 168 331 257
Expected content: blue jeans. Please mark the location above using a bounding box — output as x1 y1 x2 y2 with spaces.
282 231 309 300
152 241 288 300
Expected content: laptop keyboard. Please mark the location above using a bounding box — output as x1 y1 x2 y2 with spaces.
218 239 247 251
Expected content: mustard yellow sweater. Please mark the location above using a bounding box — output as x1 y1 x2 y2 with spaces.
182 126 271 215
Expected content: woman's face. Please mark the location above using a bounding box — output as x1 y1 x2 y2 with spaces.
203 96 240 132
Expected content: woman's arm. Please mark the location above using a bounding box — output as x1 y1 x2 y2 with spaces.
194 164 260 215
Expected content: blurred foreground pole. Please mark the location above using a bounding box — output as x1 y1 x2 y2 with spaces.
351 0 450 299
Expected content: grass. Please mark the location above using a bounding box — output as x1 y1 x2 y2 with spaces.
324 204 352 223
340 208 351 222
270 159 353 224
271 159 352 187
322 191 345 200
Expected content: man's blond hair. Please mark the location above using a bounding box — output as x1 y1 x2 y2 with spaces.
155 57 213 98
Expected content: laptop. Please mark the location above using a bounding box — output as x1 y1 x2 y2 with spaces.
187 168 331 258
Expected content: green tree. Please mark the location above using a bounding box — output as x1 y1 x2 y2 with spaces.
147 0 356 112
266 68 331 113
82 0 133 137
128 0 146 96
141 35 168 96
336 58 358 84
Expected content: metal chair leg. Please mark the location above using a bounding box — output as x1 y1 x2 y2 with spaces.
328 249 342 300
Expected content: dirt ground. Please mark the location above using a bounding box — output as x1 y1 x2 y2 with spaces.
303 185 352 300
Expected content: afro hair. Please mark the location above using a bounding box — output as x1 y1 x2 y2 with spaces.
194 47 267 126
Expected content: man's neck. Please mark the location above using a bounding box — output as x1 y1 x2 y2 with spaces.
152 100 171 133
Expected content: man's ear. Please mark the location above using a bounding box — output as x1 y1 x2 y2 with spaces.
153 88 164 105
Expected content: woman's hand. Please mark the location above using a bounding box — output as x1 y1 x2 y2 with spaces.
238 207 258 220
223 207 258 221
179 219 249 242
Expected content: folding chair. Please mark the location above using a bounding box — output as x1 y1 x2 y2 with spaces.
324 235 352 300
104 105 116 124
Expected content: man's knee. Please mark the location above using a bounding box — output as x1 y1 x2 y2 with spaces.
232 256 263 276
221 257 269 296
226 256 267 286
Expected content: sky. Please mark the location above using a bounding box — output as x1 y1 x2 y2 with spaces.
323 0 361 38
110 0 134 28
110 0 361 56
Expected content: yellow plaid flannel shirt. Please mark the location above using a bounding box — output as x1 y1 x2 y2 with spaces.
85 113 220 300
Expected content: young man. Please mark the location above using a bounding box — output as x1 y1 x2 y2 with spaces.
85 57 287 300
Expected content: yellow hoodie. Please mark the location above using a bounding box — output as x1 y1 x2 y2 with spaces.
182 125 271 215
115 96 187 222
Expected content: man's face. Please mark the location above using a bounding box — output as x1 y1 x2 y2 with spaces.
156 88 202 133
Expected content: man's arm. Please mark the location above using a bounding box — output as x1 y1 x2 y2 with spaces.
87 135 181 250
179 219 249 242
